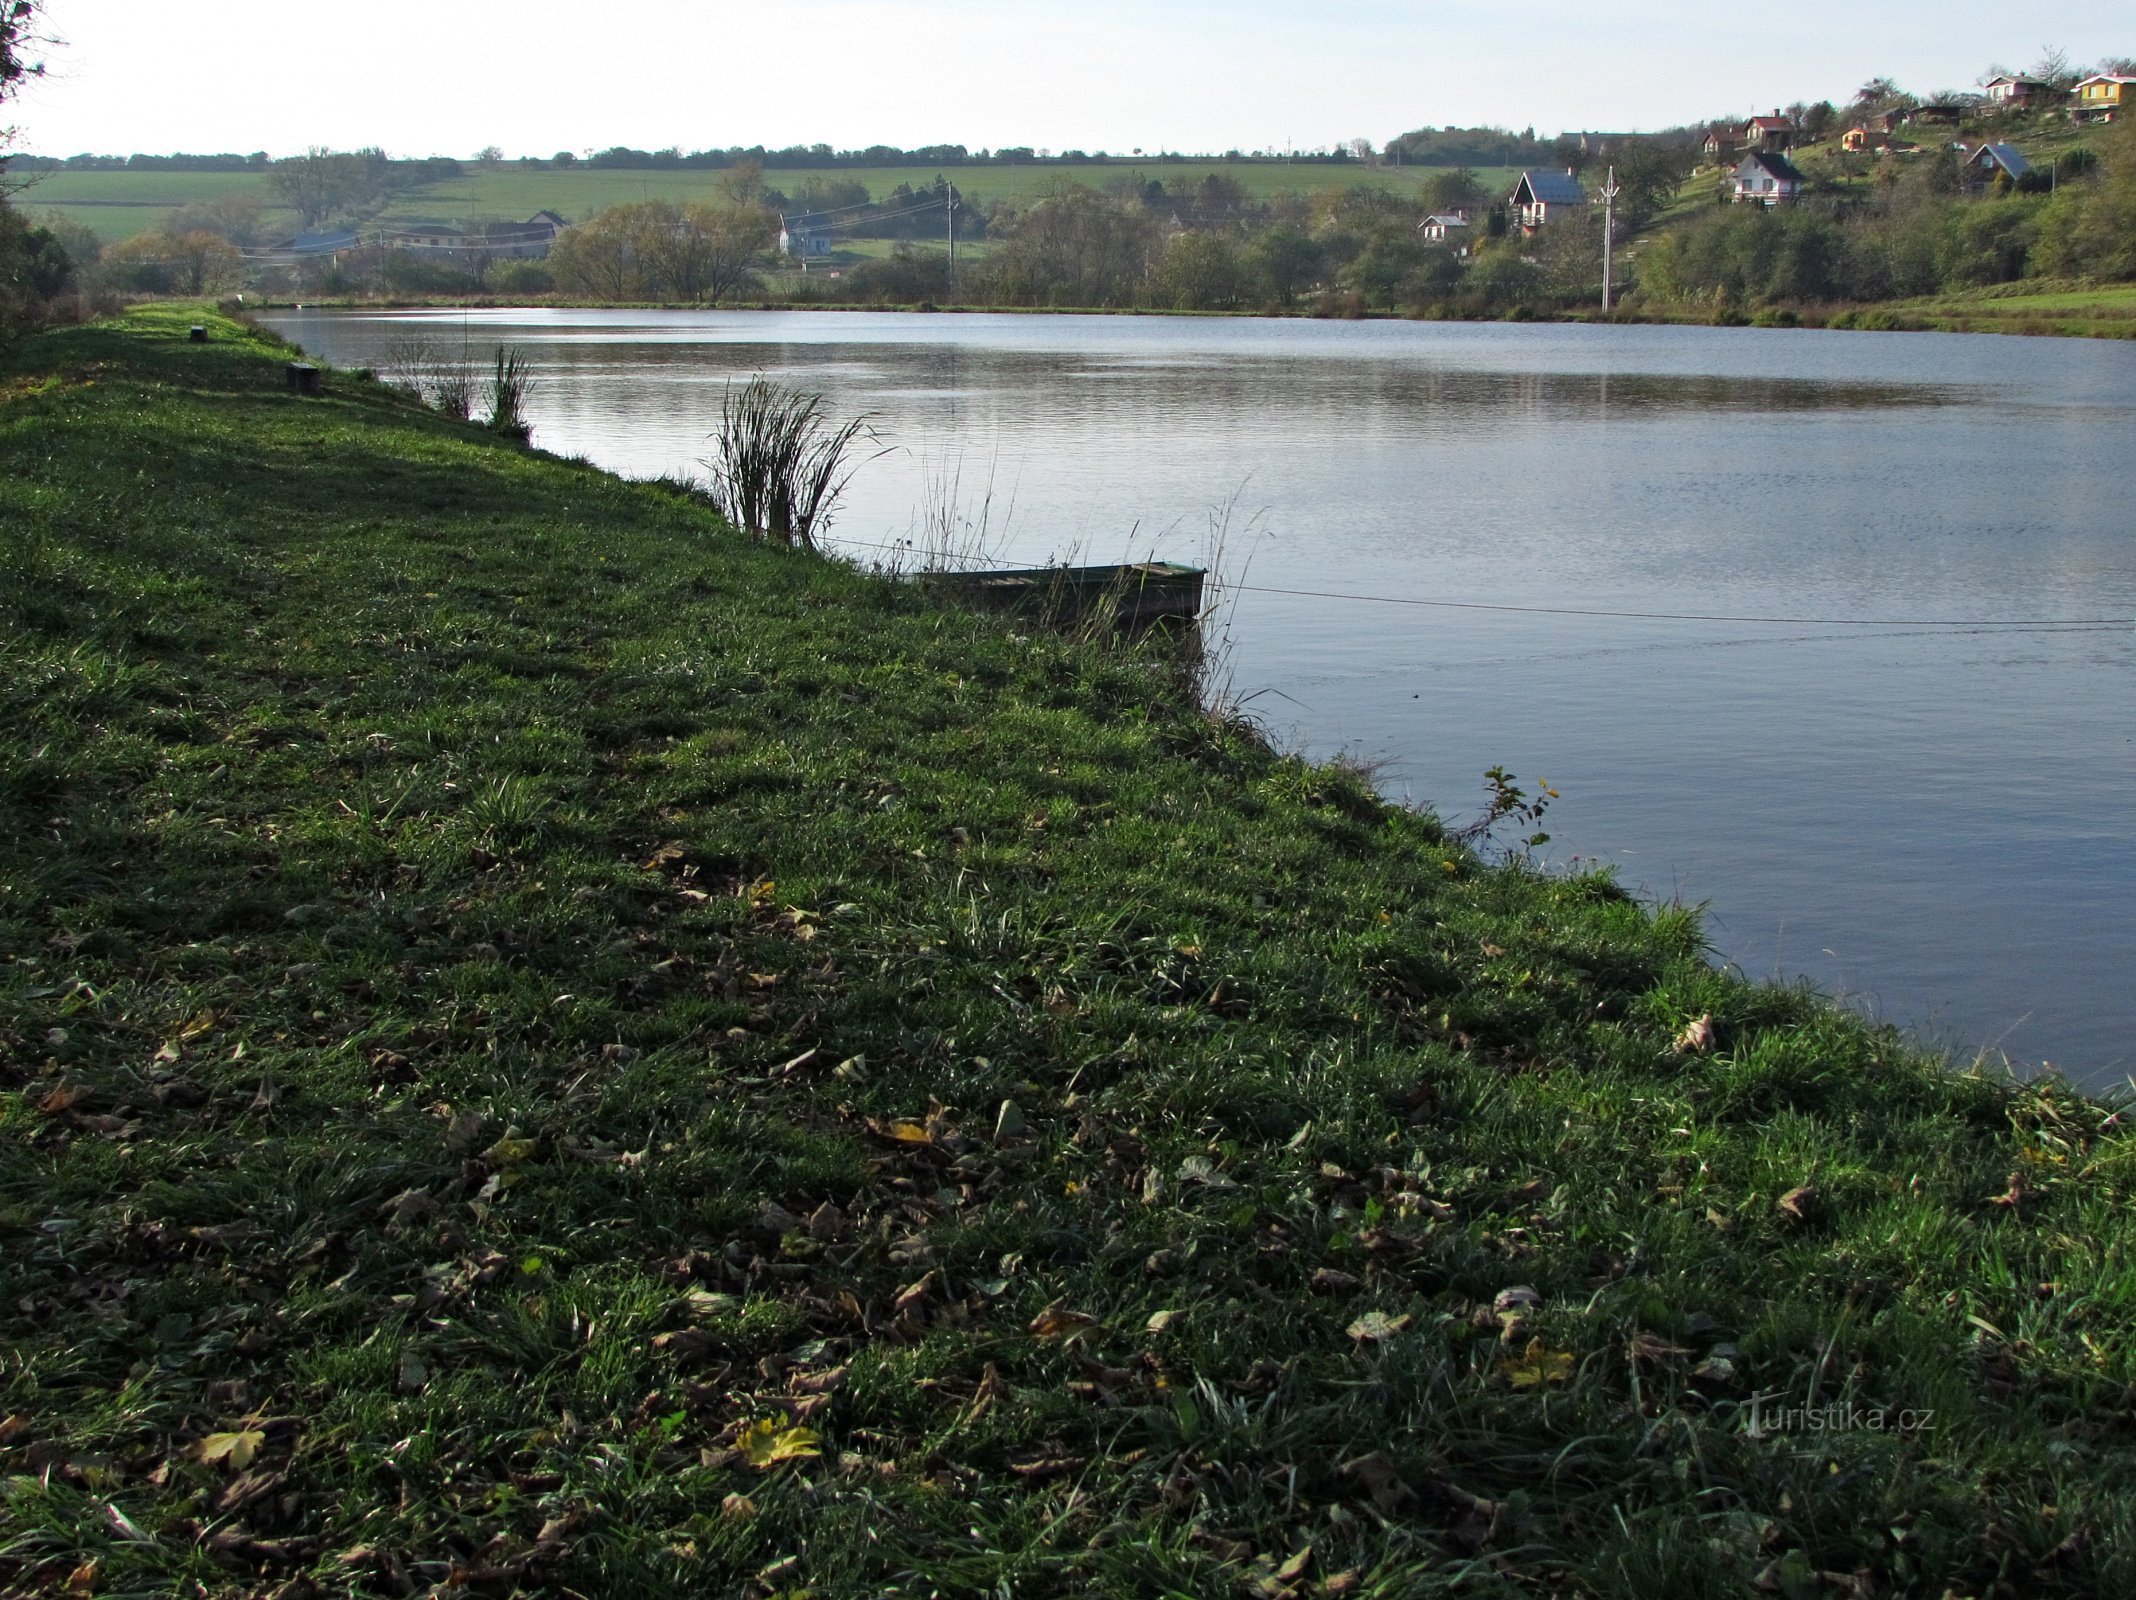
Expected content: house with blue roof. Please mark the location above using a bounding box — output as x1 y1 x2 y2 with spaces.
1508 170 1585 229
1966 143 2033 186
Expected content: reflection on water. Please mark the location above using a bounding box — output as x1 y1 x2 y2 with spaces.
265 309 2136 1090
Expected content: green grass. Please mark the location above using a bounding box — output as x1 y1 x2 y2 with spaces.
10 163 1520 244
5 307 2136 1598
1877 279 2136 337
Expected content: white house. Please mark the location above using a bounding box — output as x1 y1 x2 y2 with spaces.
1732 151 1805 206
779 213 835 258
1507 170 1585 228
1418 211 1471 246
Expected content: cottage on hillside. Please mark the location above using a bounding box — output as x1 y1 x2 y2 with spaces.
1982 75 2048 110
1508 170 1585 228
1743 112 1797 152
1966 142 2033 185
1418 211 1471 248
779 213 834 258
1732 150 1805 206
2070 73 2134 123
1702 124 1738 161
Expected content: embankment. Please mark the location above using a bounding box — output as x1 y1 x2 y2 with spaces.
3 308 2132 1597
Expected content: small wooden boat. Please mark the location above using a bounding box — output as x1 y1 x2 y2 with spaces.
924 561 1206 634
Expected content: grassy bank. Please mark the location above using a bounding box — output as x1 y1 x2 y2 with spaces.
4 309 2134 1599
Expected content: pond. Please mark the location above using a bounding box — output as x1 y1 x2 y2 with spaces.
263 308 2136 1091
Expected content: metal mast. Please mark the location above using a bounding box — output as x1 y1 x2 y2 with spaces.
1598 165 1622 316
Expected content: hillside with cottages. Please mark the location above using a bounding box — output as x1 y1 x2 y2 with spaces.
4 56 2133 334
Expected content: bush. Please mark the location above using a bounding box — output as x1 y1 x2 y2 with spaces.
487 259 555 295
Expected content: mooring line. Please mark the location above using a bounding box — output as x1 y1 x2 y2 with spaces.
822 534 2135 631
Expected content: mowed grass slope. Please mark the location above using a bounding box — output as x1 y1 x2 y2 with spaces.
14 162 1509 243
4 309 2136 1599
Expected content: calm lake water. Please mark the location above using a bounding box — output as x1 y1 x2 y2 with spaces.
265 309 2136 1091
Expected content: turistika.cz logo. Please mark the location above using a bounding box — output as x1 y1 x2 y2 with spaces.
1744 1396 1935 1436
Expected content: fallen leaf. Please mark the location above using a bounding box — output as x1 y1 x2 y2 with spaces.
720 1492 757 1521
1497 1338 1575 1389
869 1118 935 1145
1027 1304 1100 1342
1145 1309 1181 1334
36 1084 84 1115
789 1364 849 1397
1310 1267 1360 1293
1627 1331 1692 1367
1338 1452 1413 1513
1346 1311 1412 1343
1674 1014 1716 1055
197 1429 267 1471
397 1350 429 1393
178 1009 218 1040
738 1418 822 1469
1775 1185 1821 1225
1275 1546 1313 1582
893 1272 937 1316
1177 1154 1238 1189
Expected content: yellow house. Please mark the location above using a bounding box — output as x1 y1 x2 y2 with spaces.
2071 73 2134 122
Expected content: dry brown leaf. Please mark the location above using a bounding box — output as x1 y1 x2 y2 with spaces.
1027 1304 1100 1342
789 1364 849 1397
36 1084 84 1116
1775 1185 1821 1225
1338 1452 1413 1513
893 1272 937 1316
1627 1331 1693 1367
720 1492 757 1521
1310 1267 1360 1293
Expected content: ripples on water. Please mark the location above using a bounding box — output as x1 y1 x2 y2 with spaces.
265 309 2136 1090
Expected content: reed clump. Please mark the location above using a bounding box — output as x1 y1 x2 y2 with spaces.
701 376 878 549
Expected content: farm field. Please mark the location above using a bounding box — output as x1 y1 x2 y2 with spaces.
10 160 1520 243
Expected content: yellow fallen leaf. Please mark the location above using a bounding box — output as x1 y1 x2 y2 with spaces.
482 1133 537 1165
737 1418 821 1469
197 1429 266 1471
178 1009 218 1040
1498 1338 1575 1389
1346 1311 1413 1343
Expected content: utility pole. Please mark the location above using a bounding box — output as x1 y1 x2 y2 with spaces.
1598 165 1622 317
946 181 956 293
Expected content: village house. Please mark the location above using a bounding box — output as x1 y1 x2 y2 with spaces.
1702 123 1738 161
1966 142 2033 186
1507 170 1585 229
779 212 835 258
1982 74 2049 110
1743 112 1797 152
2070 73 2134 122
1732 150 1805 206
1417 211 1471 250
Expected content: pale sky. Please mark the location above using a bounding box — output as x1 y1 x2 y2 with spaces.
12 1 2133 158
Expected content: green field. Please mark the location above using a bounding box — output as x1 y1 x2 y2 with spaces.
5 306 2136 1596
1885 279 2136 337
13 161 1520 244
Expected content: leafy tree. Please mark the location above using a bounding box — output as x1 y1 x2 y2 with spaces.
641 201 777 302
269 147 392 229
987 187 1161 307
1243 225 1324 306
1421 168 1486 213
1152 229 1245 310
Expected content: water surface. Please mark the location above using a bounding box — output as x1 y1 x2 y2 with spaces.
265 309 2136 1090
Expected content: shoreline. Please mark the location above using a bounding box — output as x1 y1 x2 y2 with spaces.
4 306 2133 1597
236 287 2136 339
